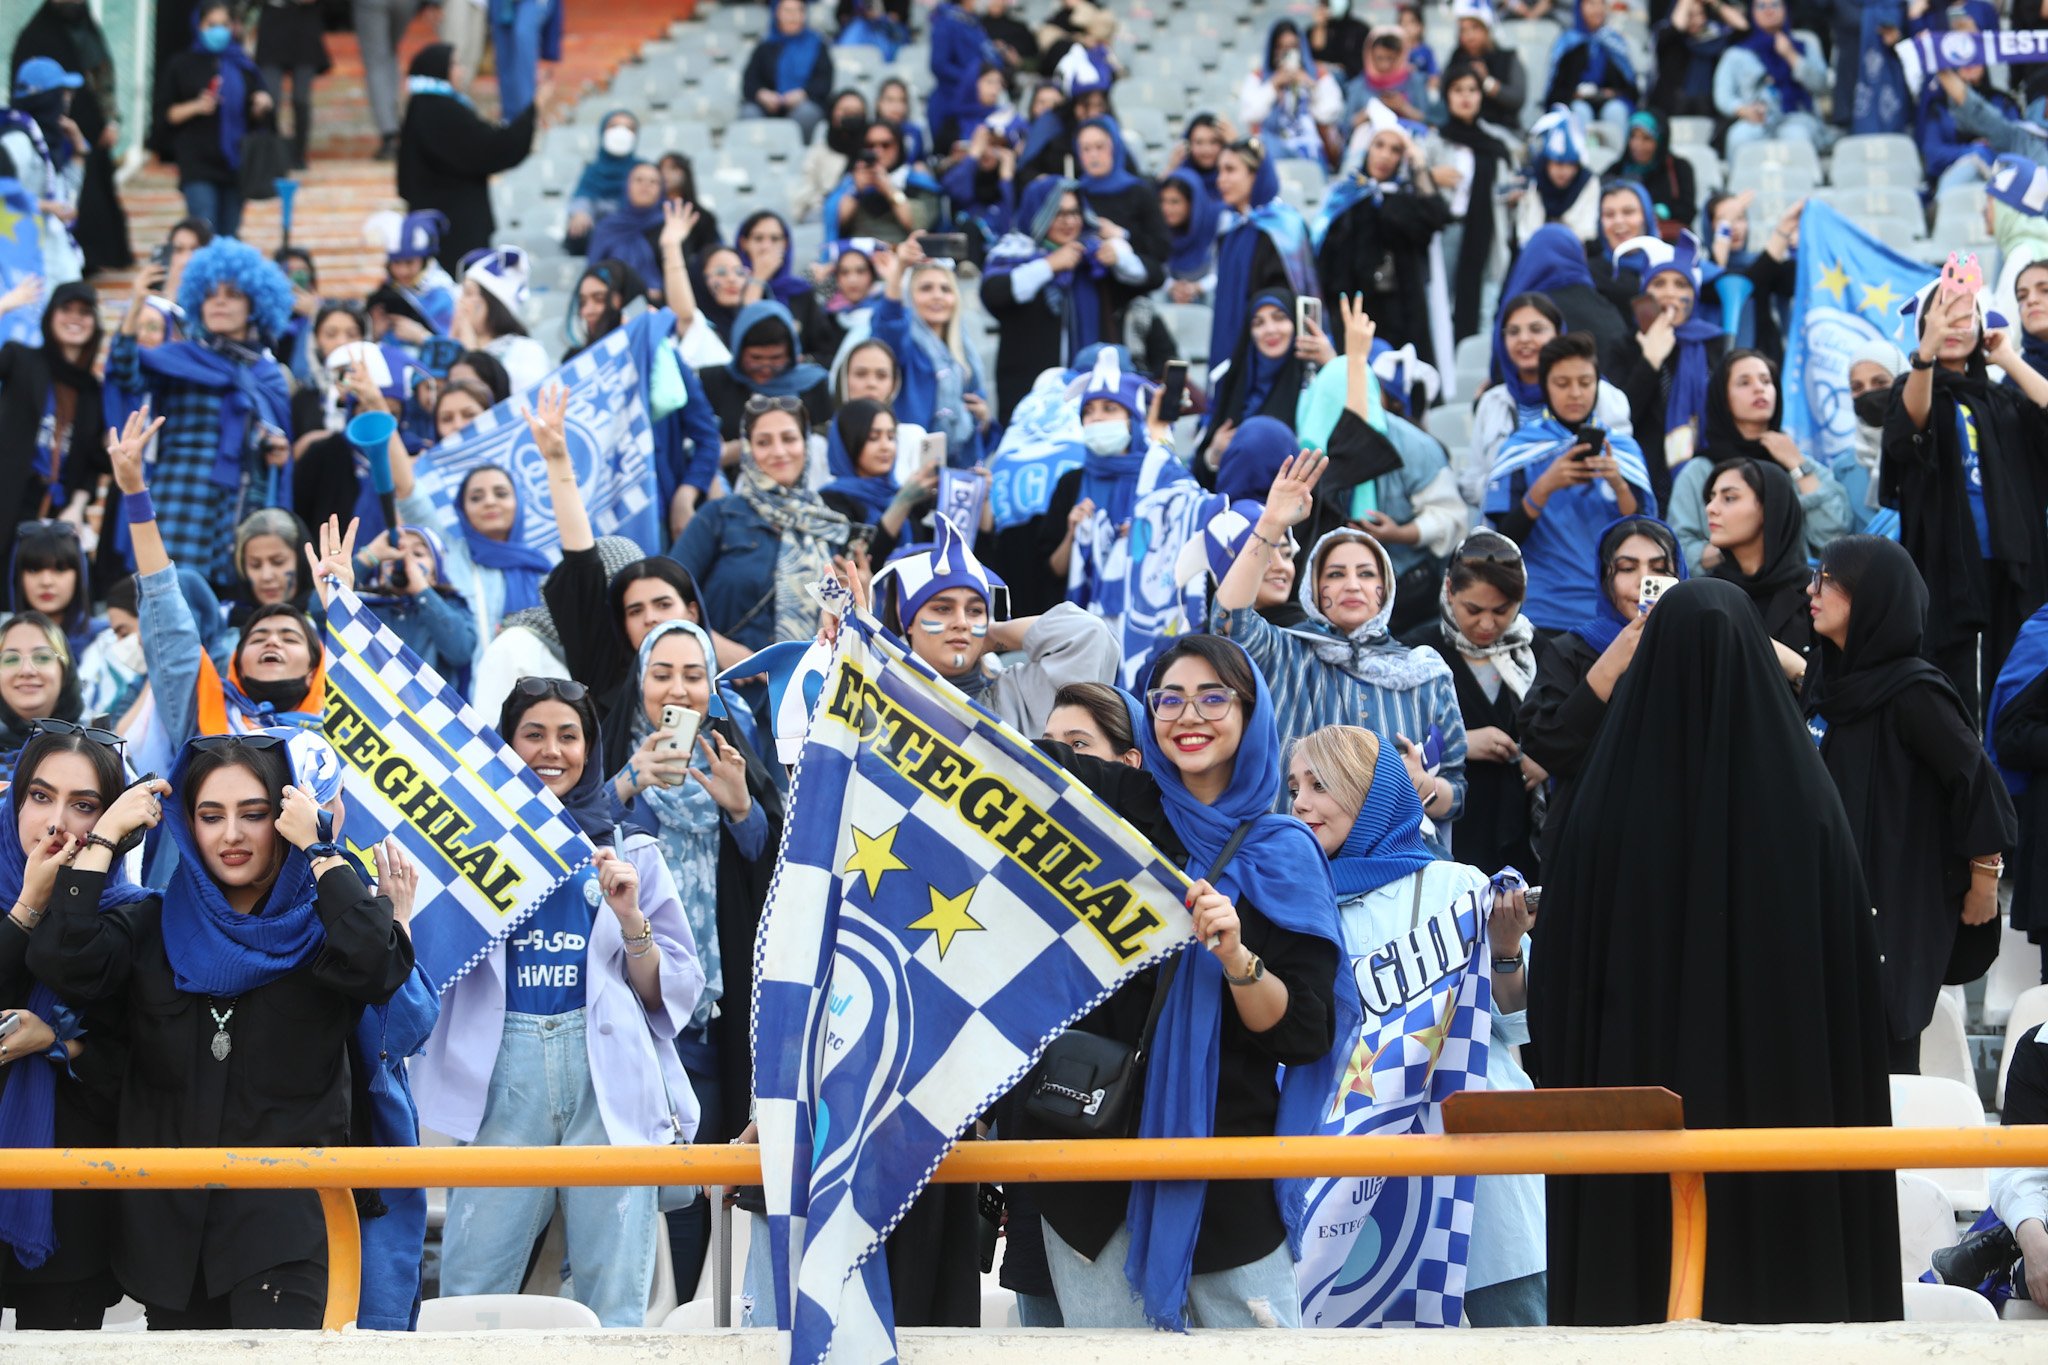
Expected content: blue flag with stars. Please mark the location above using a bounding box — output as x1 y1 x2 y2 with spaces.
1781 201 1938 470
753 585 1198 1365
0 176 42 348
1296 879 1498 1328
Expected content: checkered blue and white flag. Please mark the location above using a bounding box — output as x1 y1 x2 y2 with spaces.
411 310 669 557
1296 884 1497 1328
753 589 1197 1365
322 584 594 991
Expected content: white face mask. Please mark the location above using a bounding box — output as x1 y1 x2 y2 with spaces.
601 125 637 158
1081 420 1132 456
107 631 145 675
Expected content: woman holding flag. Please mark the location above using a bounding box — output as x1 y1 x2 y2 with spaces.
1025 632 1351 1329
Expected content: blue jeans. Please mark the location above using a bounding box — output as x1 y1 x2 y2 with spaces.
439 1011 659 1327
664 1028 723 1297
1042 1221 1302 1329
1015 1291 1064 1327
741 1210 774 1326
1464 1270 1548 1326
490 0 548 121
180 179 244 239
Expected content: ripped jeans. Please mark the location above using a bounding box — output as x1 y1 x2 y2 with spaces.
439 1011 659 1326
1043 1221 1303 1328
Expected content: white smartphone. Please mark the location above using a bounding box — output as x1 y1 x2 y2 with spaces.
0 1012 20 1041
1638 574 1679 615
1296 295 1323 337
920 431 948 469
659 705 704 773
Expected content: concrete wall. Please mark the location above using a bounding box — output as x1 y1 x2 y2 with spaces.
16 1325 2048 1364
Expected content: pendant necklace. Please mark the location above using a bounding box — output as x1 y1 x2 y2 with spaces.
209 999 238 1062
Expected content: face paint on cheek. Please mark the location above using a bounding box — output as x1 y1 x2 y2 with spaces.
917 618 948 634
969 623 989 637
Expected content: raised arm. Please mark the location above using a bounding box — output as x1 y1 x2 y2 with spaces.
1216 450 1329 613
659 201 701 338
524 382 593 552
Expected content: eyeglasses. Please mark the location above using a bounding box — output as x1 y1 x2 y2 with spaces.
1051 207 1084 222
0 650 61 672
190 732 288 753
1145 687 1240 721
32 718 124 748
1809 569 1841 594
515 677 590 702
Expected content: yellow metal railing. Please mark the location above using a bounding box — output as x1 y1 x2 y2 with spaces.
4 1127 2046 1330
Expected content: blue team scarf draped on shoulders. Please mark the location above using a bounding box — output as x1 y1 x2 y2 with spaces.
1567 513 1687 653
1165 167 1223 278
770 14 824 96
453 466 553 614
1327 741 1436 898
1743 20 1812 114
1127 635 1357 1331
195 26 264 171
1989 603 2048 794
0 759 152 1267
131 336 293 492
822 409 901 523
407 74 473 108
150 738 325 997
1210 159 1317 383
1490 416 1654 514
1553 1 1637 94
985 177 1106 357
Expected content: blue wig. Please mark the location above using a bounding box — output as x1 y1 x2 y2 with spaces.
177 238 296 341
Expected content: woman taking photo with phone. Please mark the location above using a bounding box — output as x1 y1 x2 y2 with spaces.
1812 536 2015 1073
422 676 703 1326
1025 633 1351 1329
1518 515 1685 868
27 729 414 1329
1486 332 1654 634
0 723 151 1329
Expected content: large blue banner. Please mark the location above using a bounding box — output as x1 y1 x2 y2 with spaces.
322 584 593 990
1780 201 1938 471
753 589 1197 1365
0 177 42 348
411 310 669 557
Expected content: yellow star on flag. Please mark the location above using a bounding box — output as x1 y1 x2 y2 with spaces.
1406 1002 1455 1072
908 885 984 958
1857 279 1900 316
843 824 910 897
1335 1036 1392 1112
1816 260 1851 303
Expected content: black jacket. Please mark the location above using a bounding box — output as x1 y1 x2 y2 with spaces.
155 49 271 186
28 864 413 1311
1517 628 1605 872
1430 640 1537 879
396 93 537 271
740 38 833 112
982 255 1157 425
1316 184 1453 369
1995 669 2048 944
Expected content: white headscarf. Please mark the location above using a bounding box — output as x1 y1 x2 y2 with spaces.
1284 529 1451 691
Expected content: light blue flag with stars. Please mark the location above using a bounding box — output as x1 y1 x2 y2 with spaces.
1296 879 1499 1328
753 583 1197 1365
0 176 42 348
1781 201 1938 470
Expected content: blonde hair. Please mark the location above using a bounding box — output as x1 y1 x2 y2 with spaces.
905 260 972 370
1288 725 1380 815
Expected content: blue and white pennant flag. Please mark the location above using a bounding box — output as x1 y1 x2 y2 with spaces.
753 585 1199 1365
412 310 670 557
1297 880 1498 1329
321 584 594 990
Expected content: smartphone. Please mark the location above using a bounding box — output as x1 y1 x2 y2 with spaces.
1575 425 1607 458
1638 573 1678 614
921 232 970 262
1942 250 1985 300
1523 887 1542 915
658 705 704 770
0 1012 19 1042
1296 295 1324 337
1631 292 1662 332
1157 360 1189 424
845 521 877 556
150 242 173 269
920 431 948 469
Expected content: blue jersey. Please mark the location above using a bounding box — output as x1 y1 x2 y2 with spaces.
504 867 600 1016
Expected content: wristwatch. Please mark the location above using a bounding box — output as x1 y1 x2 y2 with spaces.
1910 352 1936 370
1223 953 1265 987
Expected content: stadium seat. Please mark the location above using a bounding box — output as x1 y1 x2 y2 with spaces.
1729 138 1822 187
833 43 887 80
1996 984 2048 1109
1829 158 1927 192
1425 402 1473 457
725 118 808 163
690 1201 755 1303
1727 160 1821 197
417 1295 603 1331
1668 115 1715 149
1161 303 1214 364
1920 987 1974 1090
1889 1073 1990 1210
1986 922 2040 1029
1900 1279 2000 1322
1454 333 1491 397
1677 145 1722 195
1895 1174 1958 1281
1815 186 1926 226
1861 214 1929 253
979 1286 1022 1330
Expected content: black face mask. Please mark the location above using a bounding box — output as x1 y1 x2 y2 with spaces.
1853 389 1890 428
827 117 867 158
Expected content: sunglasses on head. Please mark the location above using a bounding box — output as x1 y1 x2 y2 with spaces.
744 394 805 414
1456 530 1523 566
32 718 124 749
190 732 289 753
514 677 590 702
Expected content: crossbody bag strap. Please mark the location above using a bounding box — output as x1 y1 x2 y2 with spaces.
1135 818 1259 1061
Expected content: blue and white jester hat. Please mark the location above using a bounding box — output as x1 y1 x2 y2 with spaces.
1055 42 1114 98
388 210 449 262
1451 0 1497 30
1064 344 1151 421
265 725 345 805
1529 104 1587 167
1989 154 2048 217
1613 228 1705 290
885 513 1008 624
459 245 530 314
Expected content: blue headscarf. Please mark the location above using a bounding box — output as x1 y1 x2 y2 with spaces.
1551 0 1637 97
1325 738 1434 898
1989 603 2048 794
985 178 1106 359
1235 290 1295 420
585 196 665 286
1215 414 1300 502
1741 4 1812 114
727 299 829 398
1503 222 1597 301
0 738 151 1268
1617 234 1721 439
149 735 326 996
191 11 263 171
1209 147 1317 370
1600 180 1657 263
1077 116 1143 198
1567 514 1687 653
1128 636 1357 1330
737 211 814 309
821 397 899 523
454 466 551 615
571 111 642 206
768 1 824 95
1164 167 1223 279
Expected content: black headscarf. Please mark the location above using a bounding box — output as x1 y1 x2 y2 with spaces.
1700 348 1784 463
1531 577 1901 1326
1437 60 1517 340
1705 457 1810 648
1805 535 1951 725
408 42 454 81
